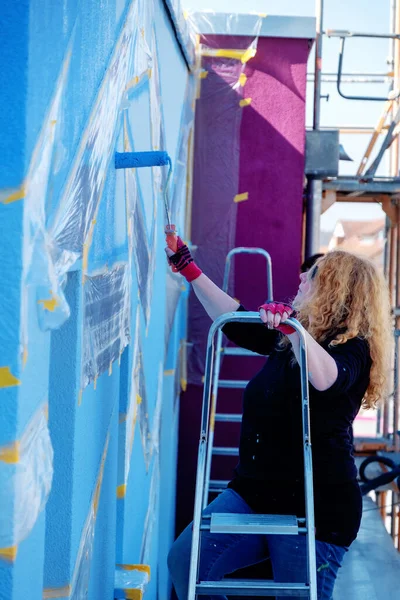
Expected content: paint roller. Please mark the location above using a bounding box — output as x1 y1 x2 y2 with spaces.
115 151 178 252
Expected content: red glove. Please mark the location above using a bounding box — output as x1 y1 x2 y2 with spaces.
259 302 295 335
167 237 202 283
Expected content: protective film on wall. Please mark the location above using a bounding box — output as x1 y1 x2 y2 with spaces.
82 263 130 388
50 2 138 279
114 565 150 599
70 429 110 600
20 48 72 360
0 404 53 555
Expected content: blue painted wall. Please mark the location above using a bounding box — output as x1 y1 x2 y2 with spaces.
0 1 192 599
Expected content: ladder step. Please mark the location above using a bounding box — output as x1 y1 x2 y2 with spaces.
212 447 239 456
196 580 310 596
209 480 229 492
215 413 242 423
218 380 248 389
210 513 300 535
222 347 260 357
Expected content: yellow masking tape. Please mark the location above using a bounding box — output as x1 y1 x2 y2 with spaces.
117 484 127 499
241 48 257 63
124 591 142 600
258 12 267 17
0 367 21 388
22 345 28 368
199 70 208 79
43 585 72 599
0 441 20 464
239 98 252 108
234 192 249 203
210 400 216 433
201 49 245 60
38 291 58 312
183 9 189 19
0 546 18 562
82 242 89 274
126 75 140 90
164 369 175 376
239 73 247 86
180 378 187 392
2 185 25 204
136 394 142 405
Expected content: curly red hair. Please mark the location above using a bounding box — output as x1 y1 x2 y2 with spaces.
292 251 392 408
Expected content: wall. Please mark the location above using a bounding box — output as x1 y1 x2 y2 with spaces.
176 27 310 534
0 1 192 599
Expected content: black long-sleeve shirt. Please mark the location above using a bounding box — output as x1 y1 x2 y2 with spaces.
222 307 372 547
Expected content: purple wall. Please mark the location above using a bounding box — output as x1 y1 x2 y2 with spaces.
176 35 310 535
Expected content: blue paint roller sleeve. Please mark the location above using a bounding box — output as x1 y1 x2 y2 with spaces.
115 151 171 169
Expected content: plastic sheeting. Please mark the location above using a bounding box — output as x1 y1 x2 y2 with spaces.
139 454 159 566
51 3 138 280
21 48 72 348
122 305 141 488
137 367 162 565
82 263 130 388
114 565 150 599
124 133 153 326
70 430 110 600
0 404 53 549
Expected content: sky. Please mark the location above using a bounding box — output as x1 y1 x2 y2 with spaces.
183 0 393 231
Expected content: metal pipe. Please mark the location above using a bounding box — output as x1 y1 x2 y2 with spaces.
309 77 388 84
326 29 400 39
391 491 398 539
307 71 393 77
305 0 324 260
305 179 322 258
306 126 378 133
395 205 400 452
313 0 323 129
337 38 400 102
391 0 400 454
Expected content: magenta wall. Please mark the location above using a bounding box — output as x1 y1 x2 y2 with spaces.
176 35 310 535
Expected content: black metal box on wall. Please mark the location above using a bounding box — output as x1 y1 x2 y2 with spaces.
305 129 339 177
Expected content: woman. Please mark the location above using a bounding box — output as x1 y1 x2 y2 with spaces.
166 238 392 600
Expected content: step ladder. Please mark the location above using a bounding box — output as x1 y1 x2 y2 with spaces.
204 247 273 501
188 311 317 599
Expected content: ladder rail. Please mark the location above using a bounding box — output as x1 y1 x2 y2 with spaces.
222 247 274 299
188 312 317 600
203 247 273 505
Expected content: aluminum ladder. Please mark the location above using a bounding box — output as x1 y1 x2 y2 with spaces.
205 247 273 500
188 312 317 599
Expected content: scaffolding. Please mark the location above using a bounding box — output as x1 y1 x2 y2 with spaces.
308 0 400 550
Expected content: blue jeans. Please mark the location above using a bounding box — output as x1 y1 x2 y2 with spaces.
168 488 348 600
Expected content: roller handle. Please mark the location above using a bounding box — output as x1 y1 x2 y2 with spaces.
165 224 178 254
